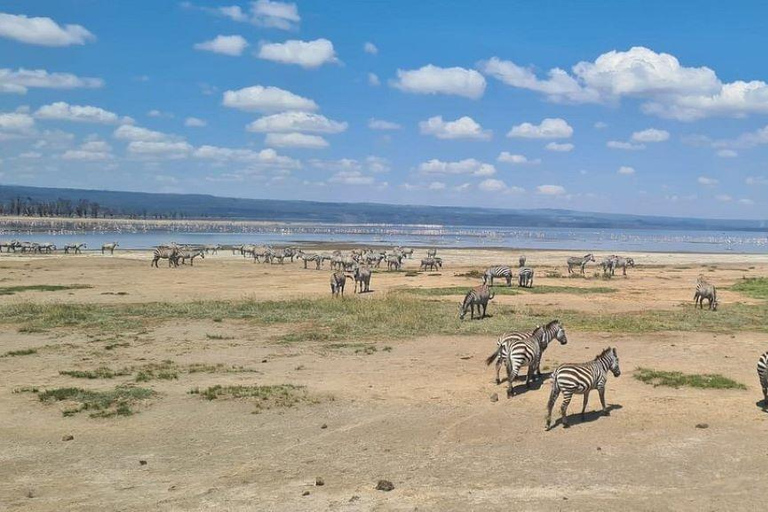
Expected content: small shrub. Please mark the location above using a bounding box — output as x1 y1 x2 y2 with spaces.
634 367 746 390
2 348 37 357
35 386 154 417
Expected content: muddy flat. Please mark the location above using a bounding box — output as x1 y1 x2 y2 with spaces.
1 248 767 511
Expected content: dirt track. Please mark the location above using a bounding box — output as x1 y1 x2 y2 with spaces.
1 248 767 511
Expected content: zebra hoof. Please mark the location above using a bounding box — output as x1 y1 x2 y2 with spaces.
562 423 570 429
495 379 501 385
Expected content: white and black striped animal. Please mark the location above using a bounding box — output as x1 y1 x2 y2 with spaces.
420 257 442 272
297 251 323 270
152 246 179 268
427 248 437 258
483 266 512 287
63 243 86 254
354 266 372 293
494 320 568 397
101 242 119 255
694 278 718 310
178 248 205 266
567 253 595 274
598 255 618 275
612 257 635 276
38 242 56 253
458 284 494 320
758 352 768 410
546 347 621 430
203 244 220 254
518 267 534 288
519 255 527 268
386 255 402 271
330 272 348 297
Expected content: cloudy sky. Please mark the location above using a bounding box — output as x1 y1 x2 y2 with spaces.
2 1 768 218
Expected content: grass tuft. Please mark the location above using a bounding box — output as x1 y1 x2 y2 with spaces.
60 367 131 379
189 384 313 412
2 348 37 357
634 367 746 390
34 385 154 417
0 284 91 296
730 277 768 300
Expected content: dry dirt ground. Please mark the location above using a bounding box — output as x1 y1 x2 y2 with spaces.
1 247 768 511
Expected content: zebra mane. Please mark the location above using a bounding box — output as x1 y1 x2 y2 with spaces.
544 319 560 329
595 347 613 360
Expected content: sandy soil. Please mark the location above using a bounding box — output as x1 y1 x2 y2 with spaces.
1 247 767 511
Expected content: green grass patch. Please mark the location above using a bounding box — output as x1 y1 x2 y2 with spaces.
730 277 768 300
634 367 746 390
34 385 154 417
205 333 234 340
60 367 131 379
189 384 313 412
1 348 37 357
455 269 485 279
0 284 91 296
403 285 616 296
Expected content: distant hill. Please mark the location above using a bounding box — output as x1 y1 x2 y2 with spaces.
0 184 765 232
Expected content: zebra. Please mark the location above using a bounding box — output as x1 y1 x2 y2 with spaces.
598 255 618 275
386 255 402 271
152 246 179 268
567 253 595 274
0 240 21 252
483 266 512 287
612 257 635 276
354 266 372 293
366 253 385 268
519 255 527 268
400 247 414 259
178 248 205 266
497 320 568 397
458 284 494 320
518 267 534 288
546 347 621 430
64 243 86 254
203 244 220 254
758 352 768 410
427 248 437 258
694 279 718 310
101 242 119 255
330 272 348 297
420 257 441 272
38 242 56 253
297 251 323 270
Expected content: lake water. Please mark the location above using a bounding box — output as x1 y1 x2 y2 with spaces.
1 224 767 254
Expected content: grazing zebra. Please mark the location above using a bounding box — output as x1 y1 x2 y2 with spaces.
611 257 635 276
366 253 385 268
598 255 618 275
152 246 179 268
567 253 595 274
330 272 348 297
518 267 534 288
458 284 494 320
386 255 402 271
483 266 512 287
758 352 768 409
427 248 437 258
354 266 372 293
694 279 718 310
519 255 527 268
546 347 621 430
64 243 86 254
496 320 568 397
420 257 441 272
178 248 205 266
102 242 119 255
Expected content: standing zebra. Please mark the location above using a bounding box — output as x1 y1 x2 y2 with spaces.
567 253 595 274
546 347 621 430
427 248 437 258
102 242 119 255
694 279 718 310
420 257 441 271
152 246 179 268
519 255 527 268
483 266 512 287
458 284 494 320
330 272 348 297
178 248 205 266
518 267 534 288
386 255 402 271
64 243 87 254
297 252 323 270
497 320 568 397
757 352 768 409
612 257 635 276
353 266 372 293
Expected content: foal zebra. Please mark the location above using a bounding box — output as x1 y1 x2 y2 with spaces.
546 347 621 430
483 266 512 287
102 242 119 255
567 253 595 274
458 284 494 320
518 267 534 288
694 279 718 310
496 320 568 397
758 352 768 409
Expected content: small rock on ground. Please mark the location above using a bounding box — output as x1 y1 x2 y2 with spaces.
62 435 74 442
695 423 709 429
490 393 499 402
315 477 324 486
376 480 394 492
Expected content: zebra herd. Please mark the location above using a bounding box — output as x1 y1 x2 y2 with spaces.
482 318 621 429
0 240 117 255
459 259 536 321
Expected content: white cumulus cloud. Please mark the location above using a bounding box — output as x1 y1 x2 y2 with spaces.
364 42 378 55
418 158 495 177
698 176 719 186
0 13 95 46
222 85 318 113
35 102 127 124
184 117 207 127
631 128 669 143
258 39 338 68
114 124 175 142
716 149 737 158
508 118 573 139
192 145 300 169
391 65 486 99
251 0 300 30
0 68 103 94
368 118 400 130
194 35 248 56
618 166 636 175
607 140 645 151
497 152 540 165
264 132 329 148
419 115 491 140
545 142 574 152
537 184 566 195
368 73 380 86
246 111 347 134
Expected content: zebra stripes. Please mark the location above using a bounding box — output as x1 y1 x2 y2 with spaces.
353 266 372 293
519 255 527 268
483 266 512 287
458 284 494 320
694 277 718 310
330 272 348 297
152 246 179 268
758 352 768 409
567 253 595 274
497 320 568 397
546 347 621 430
102 242 119 255
518 267 534 288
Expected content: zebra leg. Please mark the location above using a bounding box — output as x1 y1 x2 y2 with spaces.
598 386 609 415
495 359 502 385
581 390 591 420
560 391 573 427
506 361 520 397
763 385 767 409
525 364 536 388
546 383 560 430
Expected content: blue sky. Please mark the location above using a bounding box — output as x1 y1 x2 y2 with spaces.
2 1 768 218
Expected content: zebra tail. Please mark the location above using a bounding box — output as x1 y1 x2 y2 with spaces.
485 346 501 366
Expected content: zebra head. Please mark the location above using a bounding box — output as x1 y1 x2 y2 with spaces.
626 258 635 267
458 301 467 320
711 298 719 311
586 253 595 263
606 347 621 377
552 321 567 345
